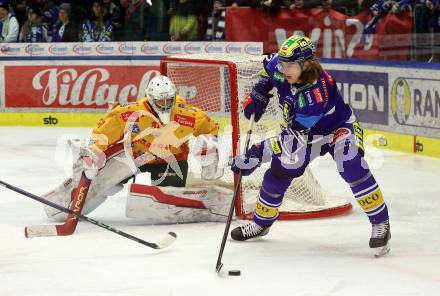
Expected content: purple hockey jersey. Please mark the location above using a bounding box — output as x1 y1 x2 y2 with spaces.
251 54 353 135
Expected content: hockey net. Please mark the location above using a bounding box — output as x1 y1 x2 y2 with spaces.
160 53 352 220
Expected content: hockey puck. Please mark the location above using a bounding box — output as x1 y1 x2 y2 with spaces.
228 270 241 276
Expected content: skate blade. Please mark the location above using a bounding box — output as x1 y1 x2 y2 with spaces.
373 243 390 258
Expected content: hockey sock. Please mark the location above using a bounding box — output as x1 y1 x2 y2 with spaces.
350 173 389 224
253 170 292 227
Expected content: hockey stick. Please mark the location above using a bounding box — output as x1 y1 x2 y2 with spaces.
0 179 177 250
215 114 255 273
26 144 142 237
24 173 93 237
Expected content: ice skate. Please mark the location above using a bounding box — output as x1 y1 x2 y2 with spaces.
231 222 270 241
370 219 391 258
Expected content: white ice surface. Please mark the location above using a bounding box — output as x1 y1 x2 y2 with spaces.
1 127 440 296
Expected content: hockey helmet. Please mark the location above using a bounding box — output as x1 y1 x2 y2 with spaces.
278 35 316 66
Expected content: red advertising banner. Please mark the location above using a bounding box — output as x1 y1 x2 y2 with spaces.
5 65 160 109
225 8 412 60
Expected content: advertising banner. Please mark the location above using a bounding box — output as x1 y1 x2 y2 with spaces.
226 8 412 61
4 65 159 110
0 41 263 58
323 62 440 139
330 70 388 125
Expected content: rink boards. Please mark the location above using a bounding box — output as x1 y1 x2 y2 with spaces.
0 44 438 158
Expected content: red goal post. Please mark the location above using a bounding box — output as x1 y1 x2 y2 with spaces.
160 53 352 220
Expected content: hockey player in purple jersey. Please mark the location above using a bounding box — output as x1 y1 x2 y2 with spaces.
230 35 391 257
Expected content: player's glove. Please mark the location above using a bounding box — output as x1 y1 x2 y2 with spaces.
231 143 264 176
243 95 268 122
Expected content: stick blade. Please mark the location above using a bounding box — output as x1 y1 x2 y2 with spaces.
25 225 58 238
151 232 177 249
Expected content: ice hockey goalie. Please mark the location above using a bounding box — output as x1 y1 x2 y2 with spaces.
42 75 232 232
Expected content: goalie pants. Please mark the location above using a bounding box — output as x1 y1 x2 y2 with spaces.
254 121 389 227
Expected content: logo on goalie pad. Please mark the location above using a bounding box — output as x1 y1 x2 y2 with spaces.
73 186 88 212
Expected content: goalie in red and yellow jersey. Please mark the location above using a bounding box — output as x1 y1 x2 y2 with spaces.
41 75 224 232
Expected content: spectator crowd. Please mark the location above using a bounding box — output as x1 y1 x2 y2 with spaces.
0 0 438 44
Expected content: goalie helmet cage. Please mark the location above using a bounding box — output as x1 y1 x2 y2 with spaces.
160 53 352 220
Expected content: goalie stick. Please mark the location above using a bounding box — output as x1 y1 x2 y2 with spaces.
0 179 177 250
24 172 93 237
215 114 255 273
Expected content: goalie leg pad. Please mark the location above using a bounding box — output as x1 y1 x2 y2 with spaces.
126 184 233 224
43 149 135 221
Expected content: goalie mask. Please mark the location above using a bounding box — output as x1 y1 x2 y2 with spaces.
146 75 177 124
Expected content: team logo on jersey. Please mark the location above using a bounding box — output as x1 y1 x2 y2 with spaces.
312 88 323 103
273 71 285 82
174 114 195 127
128 124 140 134
297 94 306 109
304 91 314 106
